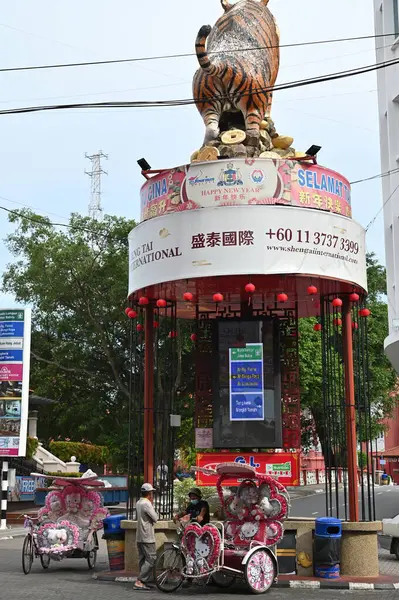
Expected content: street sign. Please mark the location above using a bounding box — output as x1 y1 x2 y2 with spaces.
229 343 264 421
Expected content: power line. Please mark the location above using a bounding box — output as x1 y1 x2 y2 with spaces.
0 55 397 116
365 182 399 232
350 168 399 186
0 32 396 74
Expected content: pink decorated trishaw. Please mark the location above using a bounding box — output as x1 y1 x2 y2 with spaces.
21 473 109 574
156 462 289 594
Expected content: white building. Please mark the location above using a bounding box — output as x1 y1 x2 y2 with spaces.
374 0 399 373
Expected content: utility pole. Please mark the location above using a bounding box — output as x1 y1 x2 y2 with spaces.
85 151 108 221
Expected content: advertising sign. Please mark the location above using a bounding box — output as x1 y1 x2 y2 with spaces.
139 159 352 222
0 309 31 457
196 452 300 486
128 205 367 296
229 344 264 421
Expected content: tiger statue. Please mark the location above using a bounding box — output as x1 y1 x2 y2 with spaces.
193 0 280 155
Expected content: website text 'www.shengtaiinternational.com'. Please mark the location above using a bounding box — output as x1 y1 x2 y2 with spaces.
266 244 359 264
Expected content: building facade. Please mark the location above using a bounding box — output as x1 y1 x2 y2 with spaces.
374 0 399 373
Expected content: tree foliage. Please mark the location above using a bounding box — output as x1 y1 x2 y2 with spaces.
299 253 398 450
3 211 136 466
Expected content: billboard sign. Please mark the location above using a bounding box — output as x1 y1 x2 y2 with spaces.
0 308 31 457
128 205 367 296
196 451 300 486
139 159 352 222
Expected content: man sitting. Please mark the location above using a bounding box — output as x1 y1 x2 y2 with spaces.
175 488 210 525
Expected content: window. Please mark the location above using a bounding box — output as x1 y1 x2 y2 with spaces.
395 0 399 36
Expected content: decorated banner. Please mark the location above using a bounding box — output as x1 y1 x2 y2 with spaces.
128 204 367 296
139 159 352 222
229 344 264 421
196 452 300 486
0 309 31 457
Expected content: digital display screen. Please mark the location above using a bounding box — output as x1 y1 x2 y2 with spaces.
213 319 282 449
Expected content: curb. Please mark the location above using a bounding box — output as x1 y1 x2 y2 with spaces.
0 532 26 541
276 580 399 590
92 574 399 591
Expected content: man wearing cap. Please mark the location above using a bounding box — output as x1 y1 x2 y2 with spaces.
134 483 158 591
174 487 210 525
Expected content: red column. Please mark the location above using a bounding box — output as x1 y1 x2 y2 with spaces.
342 299 359 522
144 304 154 485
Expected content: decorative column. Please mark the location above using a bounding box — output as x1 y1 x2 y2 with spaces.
144 304 154 485
342 298 359 522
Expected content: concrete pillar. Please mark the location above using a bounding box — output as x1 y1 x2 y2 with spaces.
28 410 38 438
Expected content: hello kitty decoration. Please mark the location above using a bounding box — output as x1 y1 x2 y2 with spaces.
38 490 65 523
35 483 109 555
182 523 221 574
36 521 80 555
212 463 290 548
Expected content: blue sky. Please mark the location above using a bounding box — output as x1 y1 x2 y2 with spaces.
0 0 385 306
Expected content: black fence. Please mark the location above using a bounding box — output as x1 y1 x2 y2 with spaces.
321 293 375 522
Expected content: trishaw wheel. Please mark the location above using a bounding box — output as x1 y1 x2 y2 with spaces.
211 571 236 588
87 550 97 570
244 549 276 594
155 547 185 593
22 535 34 575
40 553 50 569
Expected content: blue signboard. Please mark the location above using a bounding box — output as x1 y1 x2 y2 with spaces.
229 344 264 422
0 321 24 338
0 349 23 362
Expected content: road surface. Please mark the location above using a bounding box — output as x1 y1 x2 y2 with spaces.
290 485 399 520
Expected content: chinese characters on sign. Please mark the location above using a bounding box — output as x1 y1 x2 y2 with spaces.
0 309 31 457
139 160 352 223
191 230 254 249
229 344 265 421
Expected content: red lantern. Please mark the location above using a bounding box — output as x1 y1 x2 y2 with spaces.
359 308 371 317
314 323 322 332
124 307 131 316
136 323 143 332
307 285 318 295
153 321 159 329
349 293 360 303
169 330 178 339
333 318 342 327
139 296 149 306
127 309 137 319
213 293 224 303
156 299 167 308
332 298 342 308
190 333 197 342
277 293 288 303
245 283 256 294
183 292 194 302
352 322 359 330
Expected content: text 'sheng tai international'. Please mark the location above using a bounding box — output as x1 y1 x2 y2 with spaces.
125 0 375 538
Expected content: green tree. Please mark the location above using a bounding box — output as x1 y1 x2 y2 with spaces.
299 252 398 454
3 210 136 466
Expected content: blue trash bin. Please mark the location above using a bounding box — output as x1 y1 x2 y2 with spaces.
103 515 126 571
314 517 342 579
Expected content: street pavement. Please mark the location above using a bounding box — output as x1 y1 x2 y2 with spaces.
1 487 399 597
0 536 397 600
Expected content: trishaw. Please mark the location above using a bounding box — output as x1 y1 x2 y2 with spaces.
22 473 109 574
156 462 290 594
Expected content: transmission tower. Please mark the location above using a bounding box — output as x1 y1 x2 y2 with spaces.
85 151 108 220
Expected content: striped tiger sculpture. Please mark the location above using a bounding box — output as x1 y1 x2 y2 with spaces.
193 0 280 155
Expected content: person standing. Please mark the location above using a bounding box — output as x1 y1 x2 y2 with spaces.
134 483 158 591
